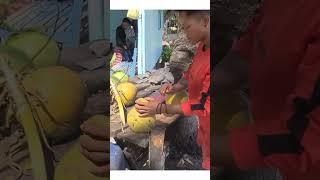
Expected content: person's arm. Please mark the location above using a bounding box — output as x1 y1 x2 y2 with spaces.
160 70 189 94
137 68 209 117
213 51 249 94
157 73 209 116
215 31 320 174
180 68 210 117
213 4 263 169
116 27 126 48
172 77 188 91
213 5 264 94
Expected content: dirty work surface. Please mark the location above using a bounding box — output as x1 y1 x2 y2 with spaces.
111 107 202 170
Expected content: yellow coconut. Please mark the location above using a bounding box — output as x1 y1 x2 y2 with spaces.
117 82 137 106
127 99 156 133
22 66 86 142
165 90 188 105
54 143 108 180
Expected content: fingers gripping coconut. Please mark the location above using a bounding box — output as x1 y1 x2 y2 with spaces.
54 115 110 180
134 77 189 117
79 115 110 178
128 98 156 133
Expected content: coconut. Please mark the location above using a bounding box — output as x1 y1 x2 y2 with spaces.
127 98 156 133
5 30 60 69
0 46 30 72
54 143 108 180
111 70 128 84
165 90 188 105
22 66 86 142
116 82 137 106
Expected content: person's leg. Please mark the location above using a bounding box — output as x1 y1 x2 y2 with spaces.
122 50 129 61
128 48 134 62
130 48 134 61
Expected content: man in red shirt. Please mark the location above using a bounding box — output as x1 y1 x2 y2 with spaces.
135 10 211 169
214 1 320 179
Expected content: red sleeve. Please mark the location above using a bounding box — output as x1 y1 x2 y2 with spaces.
231 7 264 61
182 43 202 81
229 29 320 174
181 67 210 117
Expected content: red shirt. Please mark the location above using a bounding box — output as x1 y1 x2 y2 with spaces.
181 42 210 169
231 1 320 179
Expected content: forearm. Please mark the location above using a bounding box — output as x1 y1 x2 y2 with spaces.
173 77 188 91
213 50 249 94
158 104 184 115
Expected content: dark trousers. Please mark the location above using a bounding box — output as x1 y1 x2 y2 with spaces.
123 48 134 62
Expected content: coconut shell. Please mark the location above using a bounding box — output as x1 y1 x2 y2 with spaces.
5 30 60 69
127 106 156 133
22 66 86 142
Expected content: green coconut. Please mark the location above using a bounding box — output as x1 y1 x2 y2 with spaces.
111 70 128 84
5 30 60 69
0 46 30 72
22 66 86 142
54 143 108 180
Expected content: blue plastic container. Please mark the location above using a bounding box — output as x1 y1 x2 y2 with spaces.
110 143 129 170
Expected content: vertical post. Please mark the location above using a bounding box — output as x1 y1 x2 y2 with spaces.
70 0 82 47
104 0 110 41
137 10 145 74
88 0 104 41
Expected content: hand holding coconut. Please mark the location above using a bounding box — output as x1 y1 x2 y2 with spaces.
79 115 109 177
135 97 184 117
160 83 175 94
135 97 161 116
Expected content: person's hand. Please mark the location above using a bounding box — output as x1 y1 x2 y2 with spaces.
159 83 175 95
135 97 162 117
79 120 109 177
